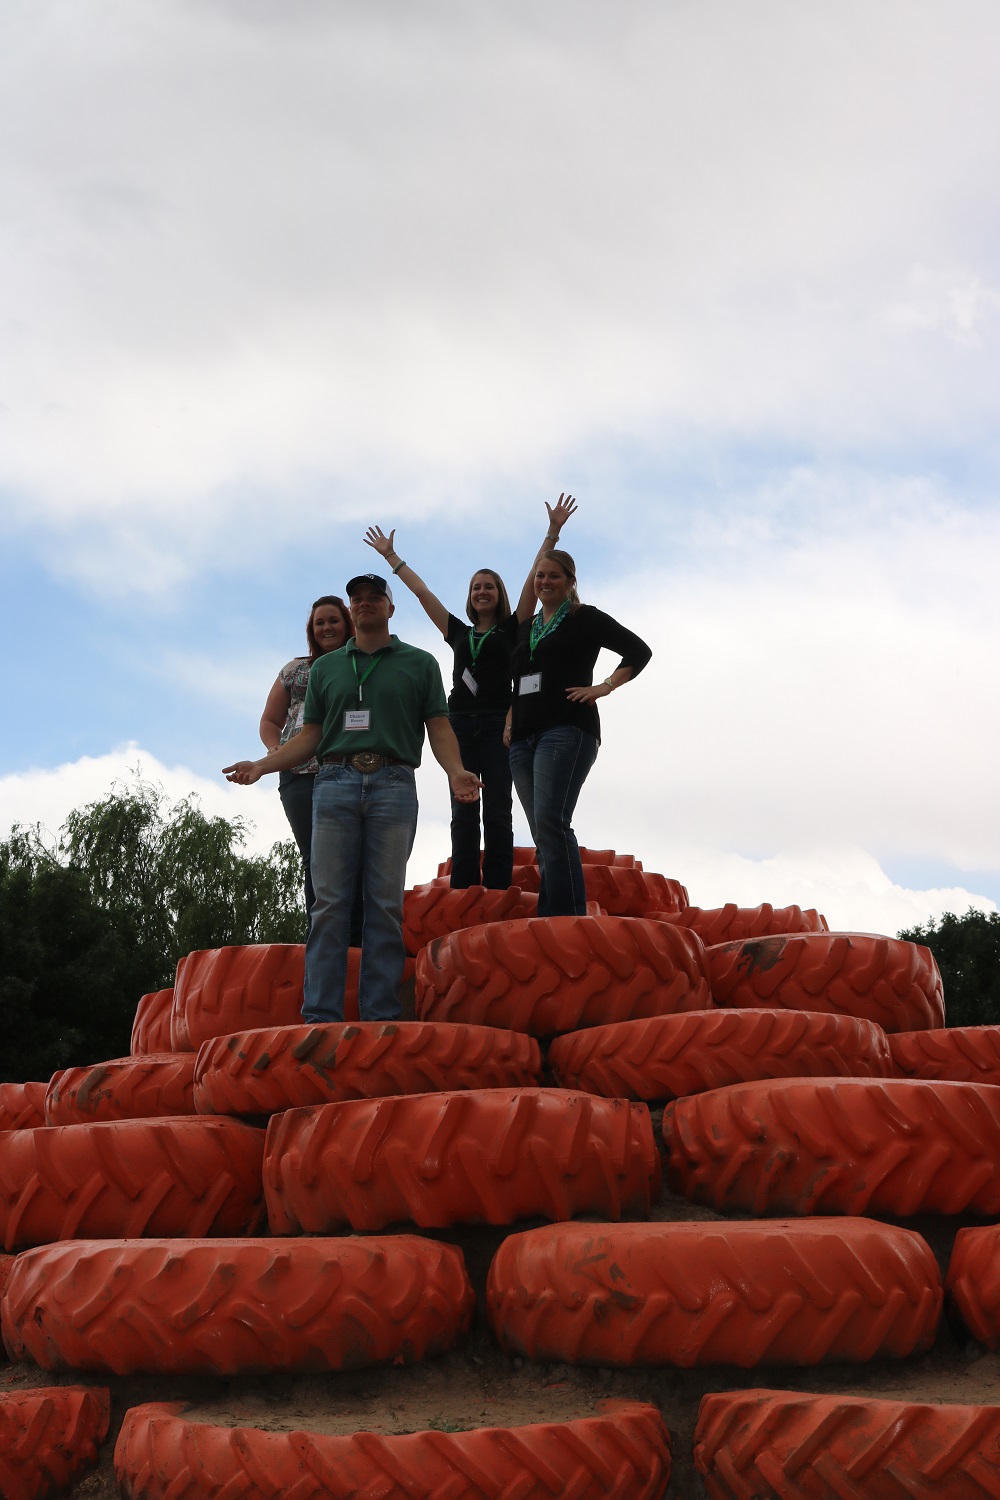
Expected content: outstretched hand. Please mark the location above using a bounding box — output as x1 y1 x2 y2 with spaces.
450 769 483 803
364 525 395 558
546 492 578 537
222 760 263 785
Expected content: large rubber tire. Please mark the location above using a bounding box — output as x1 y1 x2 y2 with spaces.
0 1254 12 1360
890 1025 1000 1083
45 1055 197 1125
705 931 944 1033
581 866 688 917
131 989 175 1055
2 1235 474 1375
114 1398 671 1500
945 1224 1000 1348
193 1020 542 1117
487 1217 940 1368
0 1385 110 1500
693 1388 1000 1498
173 945 416 1047
549 1009 894 1101
664 1076 1000 1216
0 1082 46 1132
402 883 539 956
0 1117 266 1250
264 1088 660 1234
416 916 711 1037
657 903 829 944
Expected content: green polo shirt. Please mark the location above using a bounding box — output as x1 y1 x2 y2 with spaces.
303 636 449 767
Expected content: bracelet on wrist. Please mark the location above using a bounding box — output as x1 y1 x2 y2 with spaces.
603 676 615 691
391 558 406 575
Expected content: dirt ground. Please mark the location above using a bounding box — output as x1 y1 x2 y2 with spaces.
6 1170 1000 1499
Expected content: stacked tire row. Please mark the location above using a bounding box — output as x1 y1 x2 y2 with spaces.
3 845 1000 1496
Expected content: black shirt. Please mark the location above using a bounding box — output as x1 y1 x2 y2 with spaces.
445 612 518 714
510 604 652 741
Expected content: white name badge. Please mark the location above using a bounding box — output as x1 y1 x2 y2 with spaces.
518 672 542 696
461 667 478 694
344 709 371 731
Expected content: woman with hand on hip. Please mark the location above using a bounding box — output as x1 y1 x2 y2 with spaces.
506 510 652 917
258 595 355 922
363 494 576 888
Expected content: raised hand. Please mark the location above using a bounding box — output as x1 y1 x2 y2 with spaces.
364 525 396 558
545 492 578 537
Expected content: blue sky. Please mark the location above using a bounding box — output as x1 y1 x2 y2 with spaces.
2 0 999 938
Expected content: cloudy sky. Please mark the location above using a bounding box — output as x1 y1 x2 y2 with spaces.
2 0 999 938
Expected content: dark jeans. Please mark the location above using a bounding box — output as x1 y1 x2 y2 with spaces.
508 726 599 916
278 770 363 942
449 710 514 889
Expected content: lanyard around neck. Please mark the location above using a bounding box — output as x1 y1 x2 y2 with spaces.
467 625 494 665
352 650 385 704
529 599 571 657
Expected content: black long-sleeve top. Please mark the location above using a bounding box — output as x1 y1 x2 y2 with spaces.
510 604 652 742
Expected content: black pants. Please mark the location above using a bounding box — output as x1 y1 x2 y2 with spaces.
448 711 514 889
278 771 363 941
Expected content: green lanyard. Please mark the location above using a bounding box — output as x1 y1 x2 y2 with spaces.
467 626 494 666
352 650 385 704
529 599 571 660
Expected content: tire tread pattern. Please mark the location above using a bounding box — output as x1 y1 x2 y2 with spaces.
416 916 711 1037
45 1055 197 1124
114 1398 671 1499
263 1088 660 1233
694 1388 1000 1498
193 1021 541 1117
664 1076 1000 1216
486 1218 940 1369
131 989 175 1056
2 1236 474 1375
705 932 944 1034
0 1384 110 1500
549 1009 893 1100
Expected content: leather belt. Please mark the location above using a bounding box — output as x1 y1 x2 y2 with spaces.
322 751 407 773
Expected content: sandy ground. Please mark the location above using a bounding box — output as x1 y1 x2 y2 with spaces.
5 1178 1000 1499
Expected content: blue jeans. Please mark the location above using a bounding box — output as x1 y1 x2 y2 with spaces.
303 762 418 1022
508 726 599 917
278 769 363 942
449 711 514 889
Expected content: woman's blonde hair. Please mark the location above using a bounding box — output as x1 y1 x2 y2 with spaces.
540 548 581 612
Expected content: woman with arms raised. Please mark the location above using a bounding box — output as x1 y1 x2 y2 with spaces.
506 514 652 916
363 495 576 889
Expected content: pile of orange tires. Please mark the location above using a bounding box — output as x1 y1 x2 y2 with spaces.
3 843 999 1498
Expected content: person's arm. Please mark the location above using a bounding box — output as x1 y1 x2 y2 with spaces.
364 526 450 636
564 610 652 705
259 676 292 751
223 724 323 785
425 715 482 802
514 493 578 622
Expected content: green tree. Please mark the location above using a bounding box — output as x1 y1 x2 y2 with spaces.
0 774 304 1082
897 908 1000 1028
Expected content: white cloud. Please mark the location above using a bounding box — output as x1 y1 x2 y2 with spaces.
2 2 1000 589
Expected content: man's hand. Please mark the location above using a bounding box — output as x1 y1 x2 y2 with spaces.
450 769 483 803
222 760 264 785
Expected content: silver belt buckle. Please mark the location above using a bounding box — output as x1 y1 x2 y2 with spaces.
351 750 384 773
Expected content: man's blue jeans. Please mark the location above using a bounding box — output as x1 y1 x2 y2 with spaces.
509 726 598 917
302 762 417 1022
449 710 514 889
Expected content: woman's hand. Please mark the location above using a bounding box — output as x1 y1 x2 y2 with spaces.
565 683 612 705
222 760 264 785
364 525 395 559
545 493 577 537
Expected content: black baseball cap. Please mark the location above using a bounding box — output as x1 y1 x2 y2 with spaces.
346 573 393 604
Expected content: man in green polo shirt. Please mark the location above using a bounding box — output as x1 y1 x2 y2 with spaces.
224 573 481 1020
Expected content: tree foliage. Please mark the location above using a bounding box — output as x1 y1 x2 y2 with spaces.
0 774 304 1083
897 907 1000 1028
